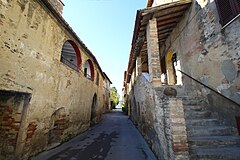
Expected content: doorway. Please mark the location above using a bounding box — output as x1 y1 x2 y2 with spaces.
0 90 31 159
90 94 97 126
166 51 177 85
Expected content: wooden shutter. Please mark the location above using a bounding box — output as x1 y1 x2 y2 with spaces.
215 0 235 25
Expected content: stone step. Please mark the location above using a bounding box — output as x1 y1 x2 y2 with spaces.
191 146 240 160
185 110 212 119
186 118 221 126
188 136 240 148
182 98 206 106
188 126 235 136
184 105 207 111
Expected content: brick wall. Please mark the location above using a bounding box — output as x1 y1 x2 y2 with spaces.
130 75 189 160
146 18 162 86
48 108 69 147
0 90 31 160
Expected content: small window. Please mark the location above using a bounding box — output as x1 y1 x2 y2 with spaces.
215 0 240 26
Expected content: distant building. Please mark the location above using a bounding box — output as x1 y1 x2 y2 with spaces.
103 72 112 111
0 0 110 159
123 0 240 159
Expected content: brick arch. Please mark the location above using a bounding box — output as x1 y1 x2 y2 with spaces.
48 107 68 147
84 59 95 81
61 40 82 71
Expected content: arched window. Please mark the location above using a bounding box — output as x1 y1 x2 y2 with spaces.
60 40 82 71
84 59 94 81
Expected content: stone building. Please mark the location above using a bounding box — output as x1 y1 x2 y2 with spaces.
123 0 240 159
103 72 112 111
0 0 111 159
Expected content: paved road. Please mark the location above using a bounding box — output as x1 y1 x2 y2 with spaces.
32 111 157 160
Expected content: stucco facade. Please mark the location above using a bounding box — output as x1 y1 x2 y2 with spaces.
124 0 240 159
0 0 109 159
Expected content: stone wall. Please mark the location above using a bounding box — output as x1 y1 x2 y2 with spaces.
160 0 240 104
130 75 189 160
0 0 105 159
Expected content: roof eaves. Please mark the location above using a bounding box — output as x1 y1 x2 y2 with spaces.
103 72 112 84
126 10 143 83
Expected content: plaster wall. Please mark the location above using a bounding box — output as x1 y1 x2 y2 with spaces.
160 0 240 104
0 0 105 158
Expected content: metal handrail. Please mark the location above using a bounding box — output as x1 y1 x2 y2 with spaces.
178 70 240 106
61 56 79 72
61 57 94 81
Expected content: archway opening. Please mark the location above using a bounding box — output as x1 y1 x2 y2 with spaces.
90 94 97 126
166 51 177 85
60 40 82 71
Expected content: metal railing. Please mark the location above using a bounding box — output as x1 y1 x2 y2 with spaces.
178 69 240 106
61 56 94 81
61 56 79 72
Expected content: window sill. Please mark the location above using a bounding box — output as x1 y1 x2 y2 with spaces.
222 14 240 30
84 76 94 81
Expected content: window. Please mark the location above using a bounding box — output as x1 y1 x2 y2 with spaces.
215 0 240 26
84 59 94 81
61 40 82 71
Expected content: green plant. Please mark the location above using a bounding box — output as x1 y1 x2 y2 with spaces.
61 133 73 143
122 106 127 114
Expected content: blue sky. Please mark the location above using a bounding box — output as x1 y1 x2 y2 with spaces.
62 0 146 97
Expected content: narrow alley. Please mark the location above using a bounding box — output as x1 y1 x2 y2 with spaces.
32 111 157 160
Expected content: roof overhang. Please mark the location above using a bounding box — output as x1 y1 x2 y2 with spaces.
103 72 112 84
126 0 192 83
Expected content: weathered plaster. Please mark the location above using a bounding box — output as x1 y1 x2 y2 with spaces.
0 0 105 159
160 0 240 104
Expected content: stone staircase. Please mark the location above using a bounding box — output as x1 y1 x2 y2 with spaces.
183 97 240 160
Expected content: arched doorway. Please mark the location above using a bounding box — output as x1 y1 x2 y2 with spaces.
90 94 97 126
